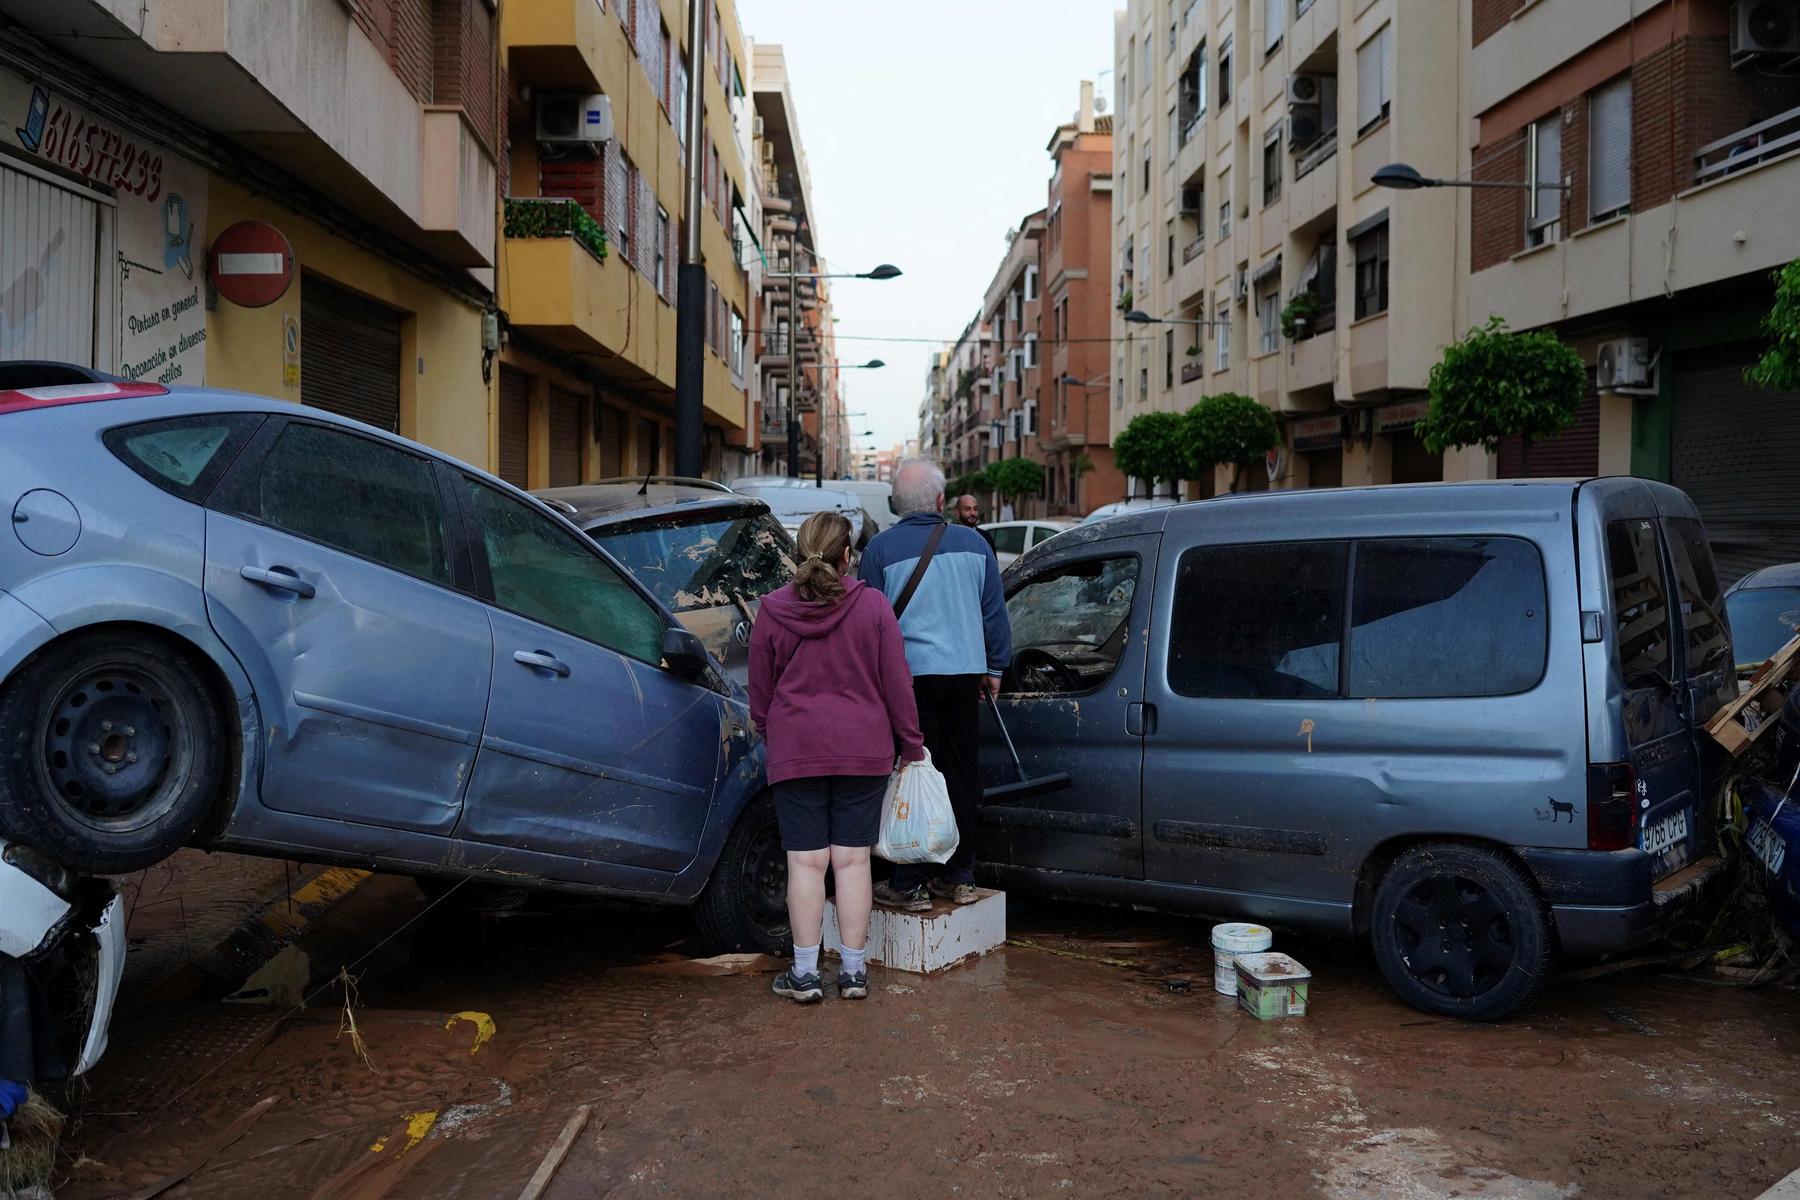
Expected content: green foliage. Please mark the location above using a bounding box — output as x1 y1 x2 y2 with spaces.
947 468 990 498
1279 290 1320 340
1117 288 1134 315
1069 451 1096 478
986 457 1045 499
504 197 609 264
1748 258 1800 391
955 370 976 401
1417 316 1586 454
1185 392 1279 480
1113 410 1188 494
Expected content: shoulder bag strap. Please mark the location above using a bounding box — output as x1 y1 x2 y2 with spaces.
891 521 948 621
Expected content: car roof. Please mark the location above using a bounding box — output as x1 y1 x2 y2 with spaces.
536 483 770 527
1729 561 1800 592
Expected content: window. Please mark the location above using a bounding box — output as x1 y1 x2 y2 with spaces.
236 423 451 586
1218 35 1233 106
1025 400 1038 435
1143 152 1151 196
1139 344 1150 399
1346 538 1548 697
1527 114 1562 247
1165 328 1175 387
729 307 745 377
1663 517 1732 675
1196 40 1207 114
674 56 688 150
991 526 1028 556
1005 556 1141 694
1025 332 1039 368
1265 0 1284 52
1353 221 1388 319
1169 13 1178 55
106 414 262 502
1024 263 1039 302
1166 219 1175 276
464 477 665 664
1219 167 1232 237
1169 542 1344 698
1355 24 1392 133
1215 302 1231 368
654 206 669 293
586 510 793 615
1607 518 1672 687
1262 126 1283 205
1258 285 1279 354
1142 30 1151 80
1589 75 1632 221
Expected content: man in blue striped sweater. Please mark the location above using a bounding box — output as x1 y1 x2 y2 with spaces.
860 457 1012 909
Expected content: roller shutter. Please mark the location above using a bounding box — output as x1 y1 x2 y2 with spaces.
1497 393 1599 479
1671 343 1800 585
0 160 101 365
301 276 402 432
497 366 529 487
548 387 583 487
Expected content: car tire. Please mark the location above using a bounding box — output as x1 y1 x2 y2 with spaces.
0 634 225 874
1368 842 1553 1021
694 791 791 955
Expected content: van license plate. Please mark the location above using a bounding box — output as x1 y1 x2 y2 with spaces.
1749 818 1788 875
1641 807 1692 872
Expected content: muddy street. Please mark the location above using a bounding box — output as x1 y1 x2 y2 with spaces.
32 853 1800 1199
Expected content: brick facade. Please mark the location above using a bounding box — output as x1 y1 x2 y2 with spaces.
1470 134 1527 272
432 0 499 155
1472 0 1519 48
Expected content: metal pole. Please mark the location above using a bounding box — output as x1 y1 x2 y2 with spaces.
815 364 826 486
786 268 800 476
673 0 708 478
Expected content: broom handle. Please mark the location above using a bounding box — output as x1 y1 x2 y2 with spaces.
985 689 1027 780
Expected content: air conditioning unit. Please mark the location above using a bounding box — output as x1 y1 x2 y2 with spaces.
1732 1 1800 56
1287 74 1324 148
536 93 613 144
1286 74 1323 104
1235 269 1249 303
1595 337 1657 391
753 115 765 137
1180 186 1202 213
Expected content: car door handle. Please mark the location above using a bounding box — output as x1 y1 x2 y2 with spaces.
1126 701 1157 736
239 565 316 599
513 649 572 678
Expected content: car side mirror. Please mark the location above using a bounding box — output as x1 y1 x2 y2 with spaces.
662 626 711 681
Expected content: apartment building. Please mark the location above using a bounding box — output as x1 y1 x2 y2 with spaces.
919 348 951 462
1466 0 1800 580
501 0 753 486
939 315 994 482
983 209 1048 501
750 43 841 478
1111 0 1477 495
0 0 500 465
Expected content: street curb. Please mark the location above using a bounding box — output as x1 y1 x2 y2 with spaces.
1758 1167 1800 1199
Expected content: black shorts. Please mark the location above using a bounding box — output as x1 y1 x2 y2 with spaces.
773 774 889 852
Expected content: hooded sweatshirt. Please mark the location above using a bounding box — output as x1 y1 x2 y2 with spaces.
749 577 927 784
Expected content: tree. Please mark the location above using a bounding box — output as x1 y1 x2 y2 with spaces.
986 457 1045 502
1749 258 1800 391
1416 316 1587 454
947 468 990 499
1185 392 1280 491
1112 410 1188 496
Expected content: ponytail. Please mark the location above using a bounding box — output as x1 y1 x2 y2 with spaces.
793 511 853 604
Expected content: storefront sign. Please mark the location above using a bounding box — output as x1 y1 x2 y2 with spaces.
1265 444 1288 483
4 71 208 385
209 220 294 307
1375 398 1431 435
1290 415 1343 452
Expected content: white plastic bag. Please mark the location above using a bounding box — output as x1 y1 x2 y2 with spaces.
875 750 959 864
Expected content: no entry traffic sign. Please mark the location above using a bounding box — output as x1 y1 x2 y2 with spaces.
208 221 295 308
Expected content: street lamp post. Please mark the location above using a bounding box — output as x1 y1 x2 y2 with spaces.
767 262 900 480
1370 161 1569 191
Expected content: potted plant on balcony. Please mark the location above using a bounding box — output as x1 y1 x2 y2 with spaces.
1416 317 1585 458
1280 289 1320 340
1185 392 1280 492
1117 288 1134 315
1749 258 1800 390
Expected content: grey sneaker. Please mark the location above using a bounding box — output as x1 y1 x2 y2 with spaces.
928 879 980 906
772 967 823 1003
873 881 932 912
838 971 869 1000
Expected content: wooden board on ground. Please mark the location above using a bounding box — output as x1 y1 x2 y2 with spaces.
1708 633 1800 755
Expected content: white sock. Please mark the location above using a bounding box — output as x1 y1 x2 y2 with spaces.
793 943 820 978
840 943 867 976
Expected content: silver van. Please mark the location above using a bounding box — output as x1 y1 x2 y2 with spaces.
980 479 1735 1019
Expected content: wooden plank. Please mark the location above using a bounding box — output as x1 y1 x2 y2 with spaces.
517 1104 592 1200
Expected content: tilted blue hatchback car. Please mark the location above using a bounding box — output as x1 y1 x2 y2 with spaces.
0 368 785 953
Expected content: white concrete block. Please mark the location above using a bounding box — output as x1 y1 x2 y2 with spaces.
821 888 1006 974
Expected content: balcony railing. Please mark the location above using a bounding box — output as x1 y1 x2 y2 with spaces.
1294 130 1338 182
503 197 608 264
1695 103 1800 184
1180 359 1205 384
1182 234 1206 264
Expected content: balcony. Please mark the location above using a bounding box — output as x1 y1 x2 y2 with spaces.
504 0 614 93
1180 359 1206 385
1286 327 1335 394
1695 104 1800 185
1175 116 1209 187
1174 236 1209 305
1288 148 1337 236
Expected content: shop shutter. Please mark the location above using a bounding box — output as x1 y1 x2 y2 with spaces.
548 387 583 487
1389 430 1444 484
600 403 625 476
497 365 529 487
1672 343 1800 584
0 162 100 366
301 276 403 432
1497 392 1599 479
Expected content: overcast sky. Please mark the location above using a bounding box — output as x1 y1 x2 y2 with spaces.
737 0 1118 459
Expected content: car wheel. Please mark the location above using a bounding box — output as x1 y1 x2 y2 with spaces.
694 791 791 955
0 634 225 874
1368 842 1553 1021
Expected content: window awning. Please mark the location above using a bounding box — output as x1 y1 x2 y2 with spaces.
1251 254 1282 285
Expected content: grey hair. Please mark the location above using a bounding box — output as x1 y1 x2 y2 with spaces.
892 456 947 515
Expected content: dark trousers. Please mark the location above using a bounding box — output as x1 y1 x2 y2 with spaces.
891 673 981 889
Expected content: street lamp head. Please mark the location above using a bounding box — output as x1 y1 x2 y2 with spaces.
861 264 903 281
1057 373 1080 384
1123 309 1156 324
1372 162 1432 190
863 359 886 369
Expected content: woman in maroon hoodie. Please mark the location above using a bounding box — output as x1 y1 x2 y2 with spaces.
750 511 926 1003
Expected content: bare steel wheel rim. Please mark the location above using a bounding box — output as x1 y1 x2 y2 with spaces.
37 661 195 832
740 819 790 943
1391 872 1516 1000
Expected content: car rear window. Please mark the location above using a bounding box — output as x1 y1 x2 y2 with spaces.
104 414 263 502
587 510 794 614
1607 518 1673 688
1662 517 1732 676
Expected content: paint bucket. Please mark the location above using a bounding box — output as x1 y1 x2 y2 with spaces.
1235 951 1311 1020
1211 923 1272 995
